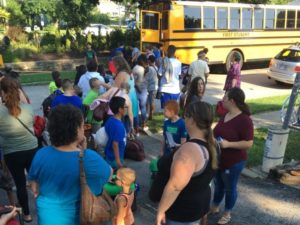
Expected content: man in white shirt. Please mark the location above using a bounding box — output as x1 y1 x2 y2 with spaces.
160 45 182 108
78 60 105 99
188 51 210 83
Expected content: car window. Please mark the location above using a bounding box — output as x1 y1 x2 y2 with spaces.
275 49 300 62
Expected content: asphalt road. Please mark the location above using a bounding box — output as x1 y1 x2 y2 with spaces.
0 68 298 225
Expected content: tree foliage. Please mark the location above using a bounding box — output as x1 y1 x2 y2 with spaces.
59 0 99 29
111 0 293 6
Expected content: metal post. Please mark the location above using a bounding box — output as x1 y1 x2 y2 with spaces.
282 72 300 129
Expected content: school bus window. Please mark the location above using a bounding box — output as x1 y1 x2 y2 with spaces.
162 12 168 30
230 8 240 29
297 11 300 28
242 8 252 29
276 10 286 29
143 12 159 30
184 6 201 29
254 8 264 29
217 7 228 29
203 7 215 29
287 10 296 28
265 9 275 29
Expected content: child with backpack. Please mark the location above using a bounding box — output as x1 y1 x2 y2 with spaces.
113 168 136 225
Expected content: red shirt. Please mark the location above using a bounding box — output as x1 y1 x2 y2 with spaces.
213 113 254 169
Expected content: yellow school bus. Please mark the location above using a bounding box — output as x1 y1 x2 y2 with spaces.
140 1 300 69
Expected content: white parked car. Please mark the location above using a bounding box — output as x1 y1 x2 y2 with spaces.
83 24 112 36
267 45 300 85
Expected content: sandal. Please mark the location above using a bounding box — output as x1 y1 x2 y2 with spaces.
217 214 231 225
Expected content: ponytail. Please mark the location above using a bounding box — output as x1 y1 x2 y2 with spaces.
205 128 218 170
236 102 251 116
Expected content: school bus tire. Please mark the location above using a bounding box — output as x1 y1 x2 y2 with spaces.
225 50 244 72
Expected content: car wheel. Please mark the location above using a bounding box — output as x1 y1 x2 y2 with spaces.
275 80 285 85
225 50 244 72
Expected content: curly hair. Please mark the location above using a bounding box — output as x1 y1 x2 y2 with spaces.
47 105 83 147
0 77 21 117
112 56 131 75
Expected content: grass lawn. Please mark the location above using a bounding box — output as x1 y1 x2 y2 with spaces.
246 94 290 115
247 128 300 167
20 71 76 84
148 113 164 133
148 94 291 133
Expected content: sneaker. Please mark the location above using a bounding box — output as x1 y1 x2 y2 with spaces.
292 119 300 127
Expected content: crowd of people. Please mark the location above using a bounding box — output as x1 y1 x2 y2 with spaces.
0 42 254 225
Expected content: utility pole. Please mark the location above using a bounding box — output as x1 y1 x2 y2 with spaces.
283 72 300 129
262 71 300 173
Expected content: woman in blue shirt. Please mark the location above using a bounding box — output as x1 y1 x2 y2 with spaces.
28 105 112 225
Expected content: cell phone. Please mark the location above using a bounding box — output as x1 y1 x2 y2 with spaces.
0 207 13 216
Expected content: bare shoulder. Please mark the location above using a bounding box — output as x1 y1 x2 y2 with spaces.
174 142 201 163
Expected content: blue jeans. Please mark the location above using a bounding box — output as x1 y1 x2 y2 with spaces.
164 218 200 225
212 160 245 212
137 90 148 124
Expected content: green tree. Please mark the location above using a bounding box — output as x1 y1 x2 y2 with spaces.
6 0 26 26
59 0 99 29
21 0 57 29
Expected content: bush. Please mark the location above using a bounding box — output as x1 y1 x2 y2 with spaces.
124 28 140 47
3 44 38 63
109 29 125 49
91 35 107 51
40 33 56 46
7 26 28 43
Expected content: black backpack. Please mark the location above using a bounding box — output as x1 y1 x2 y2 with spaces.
42 89 63 117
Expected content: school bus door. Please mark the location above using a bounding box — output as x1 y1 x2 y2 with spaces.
140 10 161 51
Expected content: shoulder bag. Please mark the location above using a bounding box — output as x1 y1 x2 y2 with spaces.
79 149 116 225
16 116 46 148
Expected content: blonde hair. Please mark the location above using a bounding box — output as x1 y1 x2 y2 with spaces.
117 168 136 186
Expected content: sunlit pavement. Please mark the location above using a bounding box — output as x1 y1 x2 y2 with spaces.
1 68 299 224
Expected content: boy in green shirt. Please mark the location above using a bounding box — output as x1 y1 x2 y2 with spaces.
83 78 102 132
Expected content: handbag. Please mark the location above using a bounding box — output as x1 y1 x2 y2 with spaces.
92 89 120 121
215 100 228 117
125 138 145 161
79 150 116 225
16 117 47 149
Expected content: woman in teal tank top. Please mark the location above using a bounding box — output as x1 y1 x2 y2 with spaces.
112 56 139 132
